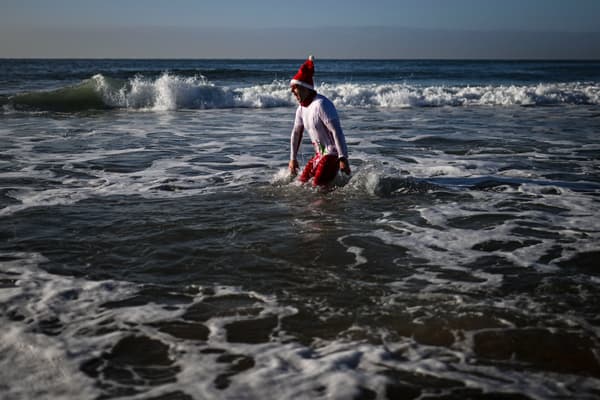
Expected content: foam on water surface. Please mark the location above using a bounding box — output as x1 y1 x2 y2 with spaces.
2 60 600 399
5 72 600 113
2 250 600 399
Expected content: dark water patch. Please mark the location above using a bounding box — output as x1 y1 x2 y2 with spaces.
535 277 600 317
575 147 600 160
472 239 541 252
383 369 464 400
511 225 561 240
58 288 80 301
225 315 279 344
209 162 266 172
0 193 306 286
466 255 546 292
429 190 475 204
376 312 419 341
381 309 510 349
448 213 515 230
515 201 570 214
369 176 440 197
409 136 489 149
446 313 508 333
500 271 548 296
105 335 174 364
102 286 194 309
74 316 119 337
290 235 357 271
542 172 593 183
353 386 378 400
0 176 63 187
4 308 26 322
81 335 180 398
71 150 173 173
153 320 210 341
494 200 524 213
0 190 20 211
473 328 600 378
371 138 414 151
428 177 520 192
0 94 10 108
200 347 227 355
162 166 206 177
413 317 456 347
0 152 16 164
33 316 64 336
280 309 354 346
214 353 255 390
537 245 563 264
558 250 600 275
432 267 488 284
31 138 99 155
385 380 424 400
152 183 188 192
183 294 264 322
340 235 419 279
0 278 19 289
189 154 233 165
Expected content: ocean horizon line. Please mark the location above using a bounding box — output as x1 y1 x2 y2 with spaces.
2 57 600 62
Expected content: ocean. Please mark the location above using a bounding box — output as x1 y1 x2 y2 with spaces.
1 59 599 400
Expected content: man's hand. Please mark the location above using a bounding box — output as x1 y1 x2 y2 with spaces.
339 157 351 175
289 159 299 176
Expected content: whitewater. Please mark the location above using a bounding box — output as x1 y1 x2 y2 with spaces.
1 59 600 400
3 71 600 112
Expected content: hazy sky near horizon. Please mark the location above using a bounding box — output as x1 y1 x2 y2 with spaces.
1 0 599 58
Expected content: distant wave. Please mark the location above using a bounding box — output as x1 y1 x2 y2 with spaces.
319 81 600 108
3 73 599 112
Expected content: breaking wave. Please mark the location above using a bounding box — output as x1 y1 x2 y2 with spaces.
4 73 599 112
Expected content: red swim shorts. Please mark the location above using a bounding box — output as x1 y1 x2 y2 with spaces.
299 154 339 186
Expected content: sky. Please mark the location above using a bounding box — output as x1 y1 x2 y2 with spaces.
1 0 599 59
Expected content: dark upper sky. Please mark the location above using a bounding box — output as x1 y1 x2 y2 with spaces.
2 0 599 58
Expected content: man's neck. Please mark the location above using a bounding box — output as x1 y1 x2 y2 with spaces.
301 91 317 107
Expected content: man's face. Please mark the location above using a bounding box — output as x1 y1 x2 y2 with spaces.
291 85 306 103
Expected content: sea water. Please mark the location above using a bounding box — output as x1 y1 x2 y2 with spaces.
1 59 600 399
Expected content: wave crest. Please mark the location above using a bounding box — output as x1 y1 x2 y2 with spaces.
5 73 599 112
94 73 236 110
320 82 600 108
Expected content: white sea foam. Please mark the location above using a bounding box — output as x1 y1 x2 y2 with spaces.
89 73 600 111
0 253 391 400
92 73 293 111
0 253 128 400
4 253 598 399
9 73 596 113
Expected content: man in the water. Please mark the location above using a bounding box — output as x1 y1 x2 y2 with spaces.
288 56 351 186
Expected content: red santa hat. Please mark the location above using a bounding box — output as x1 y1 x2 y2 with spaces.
290 55 315 90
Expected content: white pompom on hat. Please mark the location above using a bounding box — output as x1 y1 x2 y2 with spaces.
290 55 315 90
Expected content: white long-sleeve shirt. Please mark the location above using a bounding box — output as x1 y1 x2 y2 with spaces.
290 94 349 161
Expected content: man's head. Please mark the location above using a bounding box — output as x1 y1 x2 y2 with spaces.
290 55 316 105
